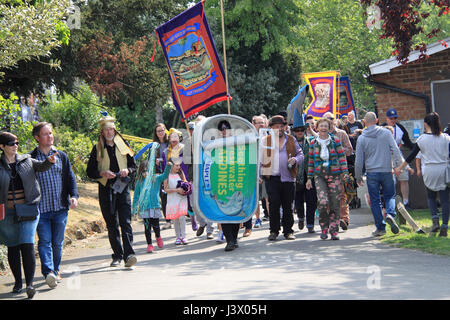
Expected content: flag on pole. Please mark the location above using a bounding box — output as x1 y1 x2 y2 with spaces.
286 84 308 125
156 2 230 120
336 76 355 117
302 71 339 119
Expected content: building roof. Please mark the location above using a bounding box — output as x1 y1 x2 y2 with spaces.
369 37 450 75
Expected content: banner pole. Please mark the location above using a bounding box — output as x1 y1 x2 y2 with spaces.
335 73 341 119
220 0 231 115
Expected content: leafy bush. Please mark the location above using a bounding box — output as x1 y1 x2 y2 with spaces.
0 93 35 152
39 83 116 142
52 126 144 183
115 103 156 139
53 125 93 182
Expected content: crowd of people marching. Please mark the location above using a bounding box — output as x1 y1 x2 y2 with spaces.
0 108 448 298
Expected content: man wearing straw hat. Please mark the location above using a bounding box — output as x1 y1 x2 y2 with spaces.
86 115 137 268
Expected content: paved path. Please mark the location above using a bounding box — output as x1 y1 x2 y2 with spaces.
1 205 450 300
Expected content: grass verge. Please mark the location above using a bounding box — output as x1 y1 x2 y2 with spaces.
381 209 450 256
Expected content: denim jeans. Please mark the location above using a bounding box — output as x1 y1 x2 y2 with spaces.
366 172 396 231
426 187 449 227
37 209 68 277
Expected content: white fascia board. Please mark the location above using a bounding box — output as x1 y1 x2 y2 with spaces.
369 37 450 75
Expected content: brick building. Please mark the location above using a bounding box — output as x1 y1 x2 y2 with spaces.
368 38 450 209
368 37 450 126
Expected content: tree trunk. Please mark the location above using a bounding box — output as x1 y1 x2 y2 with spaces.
171 112 179 129
155 104 163 124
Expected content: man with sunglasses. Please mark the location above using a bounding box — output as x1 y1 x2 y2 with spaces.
292 111 317 233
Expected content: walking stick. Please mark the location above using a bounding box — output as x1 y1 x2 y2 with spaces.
395 195 425 234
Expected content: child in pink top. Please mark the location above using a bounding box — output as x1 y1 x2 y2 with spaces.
164 158 188 245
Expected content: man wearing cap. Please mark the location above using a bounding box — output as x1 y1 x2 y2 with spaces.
381 108 414 210
260 115 304 241
86 115 137 268
292 110 317 233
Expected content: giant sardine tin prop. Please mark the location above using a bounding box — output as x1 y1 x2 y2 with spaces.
192 115 260 224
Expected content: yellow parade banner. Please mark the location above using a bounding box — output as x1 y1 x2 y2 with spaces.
302 70 340 119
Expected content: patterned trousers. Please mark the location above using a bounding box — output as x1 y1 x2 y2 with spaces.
314 170 343 233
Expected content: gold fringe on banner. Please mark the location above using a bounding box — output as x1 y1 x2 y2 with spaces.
121 134 153 144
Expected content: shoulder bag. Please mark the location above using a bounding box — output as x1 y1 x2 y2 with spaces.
11 179 38 223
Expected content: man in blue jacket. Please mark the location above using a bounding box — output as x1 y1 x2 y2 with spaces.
31 122 79 289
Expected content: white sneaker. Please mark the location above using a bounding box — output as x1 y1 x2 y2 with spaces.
385 214 399 234
45 273 58 289
216 231 225 243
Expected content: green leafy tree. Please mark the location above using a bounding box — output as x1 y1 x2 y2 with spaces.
293 0 449 113
0 93 34 151
115 102 156 138
53 125 93 181
204 0 303 119
72 0 191 124
39 83 115 142
0 0 70 73
293 0 392 113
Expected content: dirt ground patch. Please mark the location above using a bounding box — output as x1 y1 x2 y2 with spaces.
64 182 105 244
